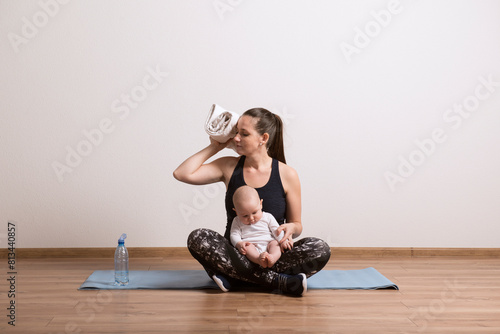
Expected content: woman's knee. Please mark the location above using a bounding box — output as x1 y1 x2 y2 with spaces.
187 228 211 249
312 237 331 264
302 237 331 273
187 227 225 251
317 237 331 258
298 237 330 254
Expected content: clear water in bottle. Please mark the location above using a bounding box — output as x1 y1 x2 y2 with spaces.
114 233 129 285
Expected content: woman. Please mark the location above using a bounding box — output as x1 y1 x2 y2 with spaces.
173 108 330 296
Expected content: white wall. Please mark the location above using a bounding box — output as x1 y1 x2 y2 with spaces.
1 0 499 248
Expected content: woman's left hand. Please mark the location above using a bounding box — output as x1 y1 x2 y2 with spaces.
280 237 294 252
276 223 298 251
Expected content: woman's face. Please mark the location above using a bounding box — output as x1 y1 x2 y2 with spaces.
233 115 264 155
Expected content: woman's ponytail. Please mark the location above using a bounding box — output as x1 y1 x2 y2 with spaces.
268 114 286 164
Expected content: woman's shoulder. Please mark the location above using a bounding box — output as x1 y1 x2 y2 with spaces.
277 161 299 180
214 155 240 169
277 161 300 195
214 155 239 163
213 155 240 182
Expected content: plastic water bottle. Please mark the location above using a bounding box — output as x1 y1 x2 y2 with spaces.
114 233 129 285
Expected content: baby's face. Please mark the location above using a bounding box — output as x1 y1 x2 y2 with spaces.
235 198 263 225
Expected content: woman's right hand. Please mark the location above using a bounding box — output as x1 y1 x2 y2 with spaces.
210 136 235 151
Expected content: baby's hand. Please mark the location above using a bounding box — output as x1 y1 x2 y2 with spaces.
237 241 250 255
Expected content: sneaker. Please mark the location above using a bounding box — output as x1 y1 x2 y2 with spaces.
212 274 231 292
275 273 307 296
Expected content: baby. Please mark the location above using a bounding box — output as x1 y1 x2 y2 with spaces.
230 185 284 268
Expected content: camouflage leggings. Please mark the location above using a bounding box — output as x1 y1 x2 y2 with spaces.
187 228 331 288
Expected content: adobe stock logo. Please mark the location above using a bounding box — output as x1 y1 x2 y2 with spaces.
7 0 71 53
178 183 226 226
385 74 499 192
340 0 403 64
52 65 168 182
212 0 244 21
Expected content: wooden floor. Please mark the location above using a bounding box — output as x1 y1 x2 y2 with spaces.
1 254 499 333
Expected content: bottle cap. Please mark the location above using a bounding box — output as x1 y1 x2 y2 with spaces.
118 233 127 244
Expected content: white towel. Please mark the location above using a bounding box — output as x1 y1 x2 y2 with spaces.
205 104 240 143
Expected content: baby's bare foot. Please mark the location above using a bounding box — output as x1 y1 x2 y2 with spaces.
265 253 278 268
259 252 270 268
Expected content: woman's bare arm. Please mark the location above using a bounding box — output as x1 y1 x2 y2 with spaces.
276 163 303 245
173 138 236 185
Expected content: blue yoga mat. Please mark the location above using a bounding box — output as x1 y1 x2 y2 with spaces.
78 268 398 290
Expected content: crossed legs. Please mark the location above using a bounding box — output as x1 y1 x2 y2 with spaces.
187 228 331 289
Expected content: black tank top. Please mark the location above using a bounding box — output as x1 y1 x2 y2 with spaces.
224 156 287 240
